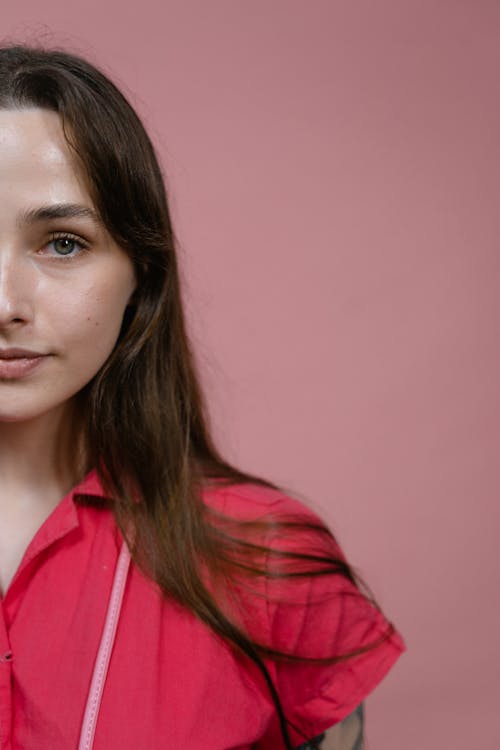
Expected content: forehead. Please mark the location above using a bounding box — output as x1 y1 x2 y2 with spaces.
0 108 90 206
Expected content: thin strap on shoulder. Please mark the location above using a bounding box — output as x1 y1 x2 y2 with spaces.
78 541 131 750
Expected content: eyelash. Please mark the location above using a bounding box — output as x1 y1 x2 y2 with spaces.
43 232 90 260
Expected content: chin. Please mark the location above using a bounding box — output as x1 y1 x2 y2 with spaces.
0 400 68 424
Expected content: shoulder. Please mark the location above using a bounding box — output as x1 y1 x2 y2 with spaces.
201 479 293 509
201 480 329 527
201 480 348 570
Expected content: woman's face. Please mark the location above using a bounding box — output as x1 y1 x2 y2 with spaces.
0 108 136 423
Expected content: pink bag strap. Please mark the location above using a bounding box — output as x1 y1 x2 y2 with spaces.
78 541 131 750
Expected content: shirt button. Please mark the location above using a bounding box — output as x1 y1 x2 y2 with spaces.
0 651 12 662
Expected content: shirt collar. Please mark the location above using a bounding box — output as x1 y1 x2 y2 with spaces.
73 467 106 497
22 468 107 567
2 468 113 606
9 471 90 581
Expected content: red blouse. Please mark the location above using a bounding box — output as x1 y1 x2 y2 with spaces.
0 471 405 749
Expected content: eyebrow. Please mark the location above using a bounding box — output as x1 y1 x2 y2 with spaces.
17 203 102 227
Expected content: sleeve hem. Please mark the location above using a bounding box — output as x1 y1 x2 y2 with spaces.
286 631 406 744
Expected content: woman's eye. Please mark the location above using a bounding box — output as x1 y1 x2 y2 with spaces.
44 234 88 258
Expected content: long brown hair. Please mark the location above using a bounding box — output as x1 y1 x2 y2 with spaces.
0 44 394 748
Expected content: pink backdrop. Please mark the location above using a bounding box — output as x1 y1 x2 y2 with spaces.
3 2 499 748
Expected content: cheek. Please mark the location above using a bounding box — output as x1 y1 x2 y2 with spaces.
50 283 130 360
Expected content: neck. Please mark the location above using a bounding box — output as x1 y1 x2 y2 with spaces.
0 400 87 511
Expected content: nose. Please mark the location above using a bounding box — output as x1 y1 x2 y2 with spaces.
0 252 34 331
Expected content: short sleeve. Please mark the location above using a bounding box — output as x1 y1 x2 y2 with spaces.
203 484 406 750
248 495 406 749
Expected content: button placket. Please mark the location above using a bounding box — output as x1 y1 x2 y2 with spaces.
0 604 12 748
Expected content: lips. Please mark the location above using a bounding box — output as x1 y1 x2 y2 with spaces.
0 351 49 379
0 348 46 359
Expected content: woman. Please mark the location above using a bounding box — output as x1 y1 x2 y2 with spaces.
0 44 405 749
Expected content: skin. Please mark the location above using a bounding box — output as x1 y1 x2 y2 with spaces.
297 703 364 748
0 108 136 594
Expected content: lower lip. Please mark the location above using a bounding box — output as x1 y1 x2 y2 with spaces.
0 356 48 379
